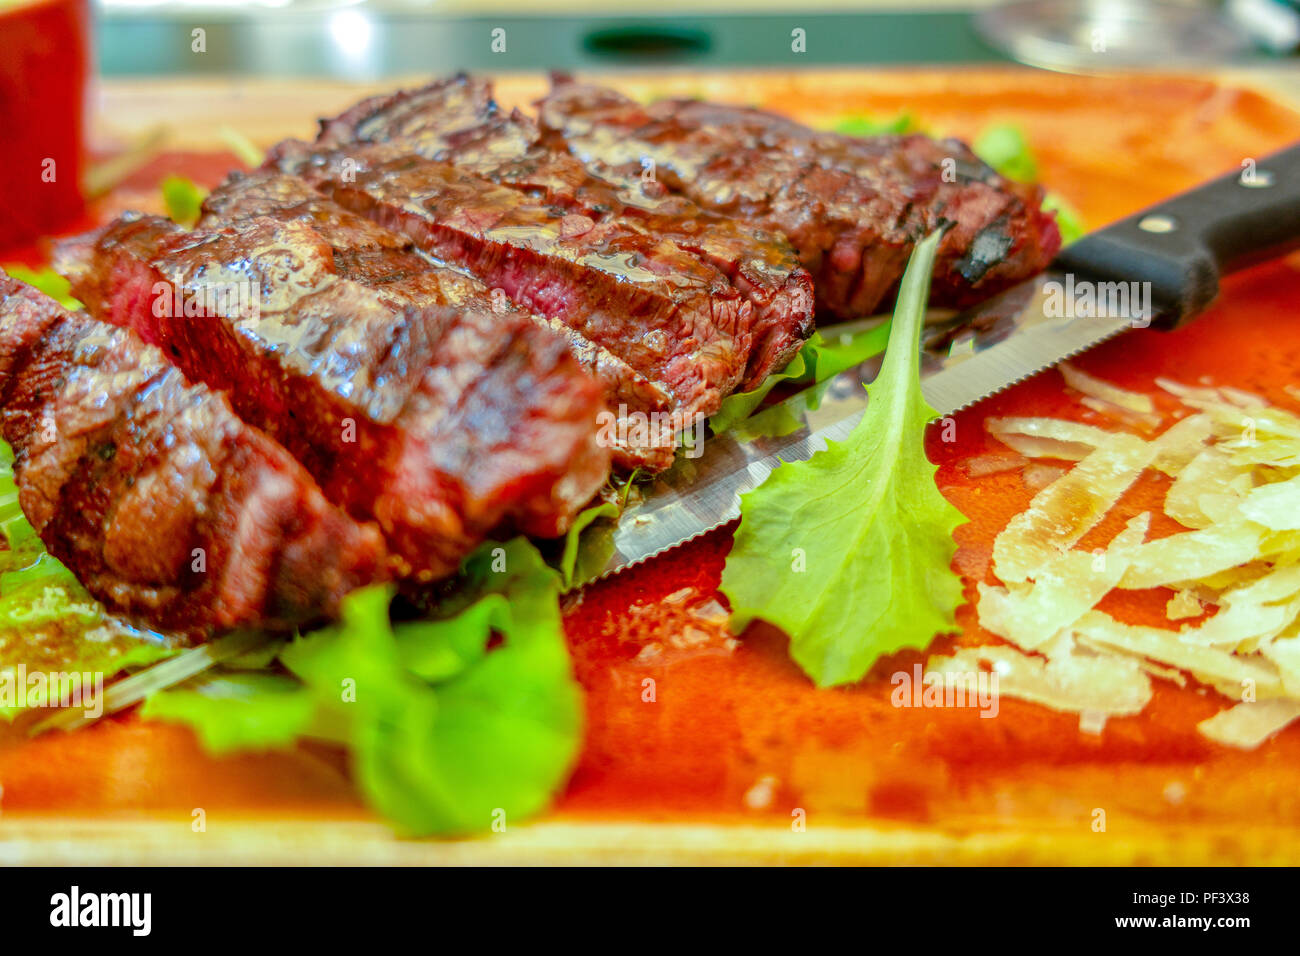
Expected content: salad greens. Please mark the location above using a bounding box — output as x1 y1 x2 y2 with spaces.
145 539 583 836
720 232 966 687
161 175 207 228
833 113 918 136
0 264 80 310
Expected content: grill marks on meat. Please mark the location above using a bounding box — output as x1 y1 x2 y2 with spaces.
0 276 388 633
270 74 815 447
309 75 815 388
534 76 1062 320
57 214 610 580
200 169 676 469
280 149 751 431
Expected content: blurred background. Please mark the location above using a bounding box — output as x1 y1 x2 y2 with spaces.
82 0 1300 76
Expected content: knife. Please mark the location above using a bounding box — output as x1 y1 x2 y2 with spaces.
576 141 1300 583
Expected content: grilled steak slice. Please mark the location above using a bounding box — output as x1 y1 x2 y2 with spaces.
57 214 611 580
0 276 387 634
269 144 750 443
200 169 675 469
290 73 815 392
534 76 1062 320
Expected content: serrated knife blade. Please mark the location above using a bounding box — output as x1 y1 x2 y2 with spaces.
581 272 1135 584
578 141 1300 583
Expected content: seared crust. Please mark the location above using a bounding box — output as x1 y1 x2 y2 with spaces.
0 276 389 633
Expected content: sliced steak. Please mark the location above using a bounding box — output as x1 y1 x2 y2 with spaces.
270 144 751 443
200 169 675 469
534 76 1062 320
290 73 815 391
0 275 388 634
57 214 611 580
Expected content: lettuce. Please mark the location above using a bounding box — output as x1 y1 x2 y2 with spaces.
161 175 207 228
720 232 966 686
0 264 80 310
144 539 583 836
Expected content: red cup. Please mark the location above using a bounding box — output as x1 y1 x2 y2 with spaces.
0 0 90 250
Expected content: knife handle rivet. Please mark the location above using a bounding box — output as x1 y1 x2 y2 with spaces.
1138 214 1178 234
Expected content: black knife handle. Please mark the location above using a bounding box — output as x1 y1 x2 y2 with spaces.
1053 141 1300 328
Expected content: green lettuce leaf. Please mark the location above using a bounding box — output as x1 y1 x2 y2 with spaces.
834 113 918 136
720 231 965 686
0 265 80 311
710 321 893 437
974 123 1038 183
161 175 207 227
145 538 583 836
140 671 315 754
1042 191 1087 246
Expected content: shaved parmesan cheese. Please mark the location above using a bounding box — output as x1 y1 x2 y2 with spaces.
1166 589 1203 620
927 641 1152 726
1220 386 1268 409
993 432 1154 584
1072 611 1286 699
1241 477 1300 530
962 452 1029 477
1156 377 1223 405
986 416 1111 461
1022 463 1067 492
1164 447 1250 528
1119 520 1265 590
1080 395 1163 433
1262 635 1300 696
978 513 1149 649
972 368 1300 748
1061 362 1155 414
1148 414 1213 476
1198 699 1300 749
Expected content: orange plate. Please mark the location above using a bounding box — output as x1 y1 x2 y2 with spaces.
3 68 1300 864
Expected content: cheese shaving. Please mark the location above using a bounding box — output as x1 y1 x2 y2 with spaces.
1198 699 1300 749
1061 361 1155 414
974 368 1300 748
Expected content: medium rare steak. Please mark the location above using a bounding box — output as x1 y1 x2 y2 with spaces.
270 144 751 451
200 169 677 469
281 73 815 392
0 276 387 633
533 76 1062 320
57 214 611 580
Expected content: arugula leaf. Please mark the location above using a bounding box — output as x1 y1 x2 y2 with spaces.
710 321 892 437
974 123 1038 183
835 113 918 136
556 500 621 590
0 265 80 311
145 539 582 836
1042 191 1087 246
161 175 207 227
720 231 965 687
